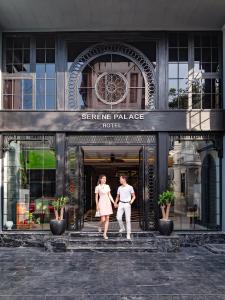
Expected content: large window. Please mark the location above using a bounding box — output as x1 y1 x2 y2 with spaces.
192 34 221 109
2 33 222 110
3 37 33 109
168 32 221 109
3 79 33 109
77 54 145 110
5 37 30 73
2 36 56 110
3 135 56 230
168 135 221 230
168 33 189 109
36 38 56 109
67 41 156 110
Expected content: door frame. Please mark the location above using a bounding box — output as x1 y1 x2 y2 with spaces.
65 134 158 231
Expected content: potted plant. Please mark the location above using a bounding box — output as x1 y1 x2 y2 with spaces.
50 196 69 235
158 190 175 235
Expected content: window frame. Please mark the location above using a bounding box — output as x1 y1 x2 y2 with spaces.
167 32 222 110
2 34 57 111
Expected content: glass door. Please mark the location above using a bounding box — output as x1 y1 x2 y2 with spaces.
66 134 157 231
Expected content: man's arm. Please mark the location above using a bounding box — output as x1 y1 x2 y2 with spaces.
114 194 120 207
130 192 136 205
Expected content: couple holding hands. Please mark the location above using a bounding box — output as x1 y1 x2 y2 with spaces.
95 174 136 240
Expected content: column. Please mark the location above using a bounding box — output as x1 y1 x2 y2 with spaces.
222 25 225 231
56 133 66 196
56 34 66 110
0 135 2 232
156 132 169 230
158 33 167 109
0 31 2 231
0 31 2 110
158 132 169 194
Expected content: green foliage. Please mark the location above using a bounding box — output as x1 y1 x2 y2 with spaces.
26 150 56 169
158 190 175 206
52 196 69 211
28 212 33 222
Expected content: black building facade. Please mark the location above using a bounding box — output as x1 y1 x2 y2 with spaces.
0 1 225 233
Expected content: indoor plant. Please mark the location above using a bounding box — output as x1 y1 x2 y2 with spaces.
158 190 175 235
50 195 69 235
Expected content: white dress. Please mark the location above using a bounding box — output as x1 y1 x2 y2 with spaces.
95 184 113 216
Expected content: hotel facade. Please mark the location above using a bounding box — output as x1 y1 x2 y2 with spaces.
0 0 225 233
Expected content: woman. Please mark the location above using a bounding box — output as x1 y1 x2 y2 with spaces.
95 174 114 239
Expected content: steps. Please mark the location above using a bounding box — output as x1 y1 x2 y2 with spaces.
69 231 155 238
2 231 225 253
65 231 180 253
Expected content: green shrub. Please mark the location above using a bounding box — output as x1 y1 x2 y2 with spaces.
158 190 175 206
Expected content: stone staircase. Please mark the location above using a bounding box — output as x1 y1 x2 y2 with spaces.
46 231 225 253
1 231 225 253
65 231 180 253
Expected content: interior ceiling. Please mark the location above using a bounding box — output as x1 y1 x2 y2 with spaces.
0 0 225 32
83 146 141 160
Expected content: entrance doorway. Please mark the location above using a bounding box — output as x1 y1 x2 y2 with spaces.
83 146 141 231
66 134 157 231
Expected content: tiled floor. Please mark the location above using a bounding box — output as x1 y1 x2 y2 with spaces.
0 246 225 299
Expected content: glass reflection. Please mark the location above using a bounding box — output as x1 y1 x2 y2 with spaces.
3 136 56 230
168 138 221 230
168 63 178 78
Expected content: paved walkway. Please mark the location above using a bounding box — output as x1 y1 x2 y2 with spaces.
0 246 225 299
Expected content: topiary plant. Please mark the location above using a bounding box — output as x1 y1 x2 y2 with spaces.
158 190 175 220
52 196 69 221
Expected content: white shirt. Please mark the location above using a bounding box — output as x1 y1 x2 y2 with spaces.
117 184 134 202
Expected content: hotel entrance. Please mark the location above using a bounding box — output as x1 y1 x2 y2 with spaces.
83 146 141 231
65 135 158 231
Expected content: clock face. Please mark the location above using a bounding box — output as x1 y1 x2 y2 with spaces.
95 72 129 105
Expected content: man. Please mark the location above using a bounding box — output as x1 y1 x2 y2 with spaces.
114 175 136 240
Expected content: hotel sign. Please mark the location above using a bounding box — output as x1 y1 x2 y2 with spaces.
1 110 224 132
81 112 144 128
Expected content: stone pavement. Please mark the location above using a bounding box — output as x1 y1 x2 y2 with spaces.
0 246 225 300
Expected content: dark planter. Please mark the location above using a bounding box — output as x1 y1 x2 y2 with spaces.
158 219 174 236
50 219 66 235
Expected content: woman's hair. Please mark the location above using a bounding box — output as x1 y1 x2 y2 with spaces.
98 174 107 184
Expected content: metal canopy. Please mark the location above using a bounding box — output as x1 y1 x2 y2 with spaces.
0 0 225 32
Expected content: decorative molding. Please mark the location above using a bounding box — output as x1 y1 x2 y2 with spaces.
95 72 129 105
3 135 55 151
67 134 156 147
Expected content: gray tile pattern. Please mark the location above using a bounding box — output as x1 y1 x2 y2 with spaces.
0 246 225 299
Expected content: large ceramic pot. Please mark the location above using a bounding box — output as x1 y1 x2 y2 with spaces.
50 219 66 235
5 221 13 230
158 219 174 236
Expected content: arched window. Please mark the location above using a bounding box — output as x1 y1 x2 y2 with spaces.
67 43 156 110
